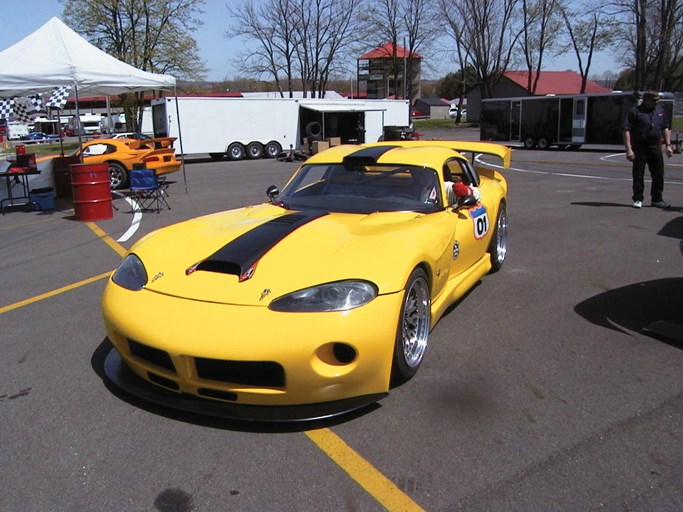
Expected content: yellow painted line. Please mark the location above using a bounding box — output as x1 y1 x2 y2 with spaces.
86 221 128 257
0 221 125 314
0 270 112 314
305 428 426 512
0 216 58 232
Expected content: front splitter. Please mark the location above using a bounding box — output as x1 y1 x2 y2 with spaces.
103 349 387 423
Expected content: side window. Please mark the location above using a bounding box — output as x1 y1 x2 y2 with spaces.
444 159 467 183
82 143 108 157
445 157 480 187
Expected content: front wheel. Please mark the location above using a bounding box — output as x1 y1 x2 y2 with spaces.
392 268 431 384
488 202 508 273
108 162 128 190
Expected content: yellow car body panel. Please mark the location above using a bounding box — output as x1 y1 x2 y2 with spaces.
101 140 510 420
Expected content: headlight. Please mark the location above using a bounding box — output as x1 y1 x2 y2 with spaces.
112 254 147 291
269 280 377 312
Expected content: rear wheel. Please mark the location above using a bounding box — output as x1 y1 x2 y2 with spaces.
489 202 508 273
392 268 431 383
108 162 127 190
227 143 245 160
246 142 263 159
264 141 282 158
537 137 549 150
523 137 535 149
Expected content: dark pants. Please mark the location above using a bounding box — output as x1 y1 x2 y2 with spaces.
632 144 665 203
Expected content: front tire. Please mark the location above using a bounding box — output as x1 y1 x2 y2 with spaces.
392 268 431 383
489 202 508 273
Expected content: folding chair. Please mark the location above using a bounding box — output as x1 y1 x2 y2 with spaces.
129 168 171 213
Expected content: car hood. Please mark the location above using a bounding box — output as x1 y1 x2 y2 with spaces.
130 203 447 306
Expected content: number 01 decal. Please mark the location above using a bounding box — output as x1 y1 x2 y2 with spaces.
469 205 490 240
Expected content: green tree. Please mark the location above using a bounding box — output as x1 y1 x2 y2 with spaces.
62 0 207 129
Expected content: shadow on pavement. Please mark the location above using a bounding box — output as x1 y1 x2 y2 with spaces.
575 278 683 349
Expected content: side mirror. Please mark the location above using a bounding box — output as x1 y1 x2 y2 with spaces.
454 195 477 210
266 185 280 201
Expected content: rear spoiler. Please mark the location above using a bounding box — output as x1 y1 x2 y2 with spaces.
128 137 177 150
376 140 511 168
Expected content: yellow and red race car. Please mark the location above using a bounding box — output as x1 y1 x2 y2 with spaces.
75 137 181 189
101 141 510 421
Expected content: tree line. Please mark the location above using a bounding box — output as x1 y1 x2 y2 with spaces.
62 0 682 127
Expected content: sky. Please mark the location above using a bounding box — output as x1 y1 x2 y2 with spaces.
1 0 619 83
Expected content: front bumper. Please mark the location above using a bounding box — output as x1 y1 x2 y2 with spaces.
102 279 403 411
104 348 387 422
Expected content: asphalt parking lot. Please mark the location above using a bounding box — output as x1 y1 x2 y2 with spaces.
2 126 682 512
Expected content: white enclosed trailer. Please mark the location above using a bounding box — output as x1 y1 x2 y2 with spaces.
151 96 410 160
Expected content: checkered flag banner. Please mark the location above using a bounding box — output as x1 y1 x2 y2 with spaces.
29 94 45 114
13 98 35 123
0 98 14 120
45 85 71 109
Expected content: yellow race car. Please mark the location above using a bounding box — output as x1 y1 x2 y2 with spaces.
102 141 510 421
75 137 181 189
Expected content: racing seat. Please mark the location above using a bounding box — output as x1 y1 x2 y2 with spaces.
129 168 171 213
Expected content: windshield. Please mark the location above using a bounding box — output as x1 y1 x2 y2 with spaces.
277 163 444 214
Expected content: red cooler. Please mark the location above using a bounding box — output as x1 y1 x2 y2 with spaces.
70 163 113 221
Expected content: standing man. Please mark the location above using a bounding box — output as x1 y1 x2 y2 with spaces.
623 91 674 209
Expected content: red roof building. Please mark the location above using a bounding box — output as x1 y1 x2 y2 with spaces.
358 42 422 60
502 71 611 95
357 42 422 99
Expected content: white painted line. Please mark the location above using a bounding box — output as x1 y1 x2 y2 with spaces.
112 191 143 242
478 154 683 185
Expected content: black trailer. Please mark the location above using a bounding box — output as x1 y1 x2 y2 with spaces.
480 92 674 150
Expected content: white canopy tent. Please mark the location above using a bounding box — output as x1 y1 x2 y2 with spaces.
0 17 176 96
0 17 186 197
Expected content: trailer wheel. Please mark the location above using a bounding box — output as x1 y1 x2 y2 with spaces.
209 153 225 161
523 137 536 149
264 141 282 158
537 137 549 150
246 142 264 159
227 143 245 160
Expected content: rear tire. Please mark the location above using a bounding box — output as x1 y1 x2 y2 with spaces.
392 268 431 384
227 143 245 161
488 202 508 273
108 162 128 190
264 141 282 158
537 137 549 150
246 142 263 159
523 137 535 149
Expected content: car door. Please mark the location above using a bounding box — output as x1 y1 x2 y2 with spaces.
443 158 491 278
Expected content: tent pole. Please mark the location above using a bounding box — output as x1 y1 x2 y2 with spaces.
74 83 83 159
173 86 188 194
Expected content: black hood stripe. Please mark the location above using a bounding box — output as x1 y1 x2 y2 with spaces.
192 210 328 280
